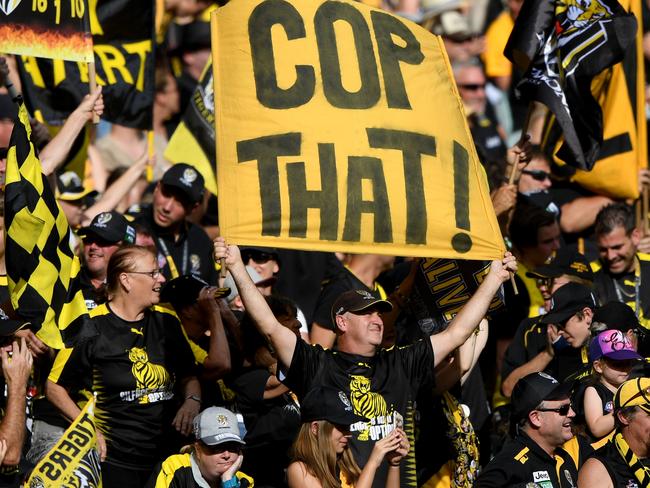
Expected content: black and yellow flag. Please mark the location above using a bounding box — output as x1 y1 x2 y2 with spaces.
26 397 102 487
542 0 646 199
4 100 91 349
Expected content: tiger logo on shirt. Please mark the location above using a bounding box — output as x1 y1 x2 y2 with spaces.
128 347 171 404
349 375 387 440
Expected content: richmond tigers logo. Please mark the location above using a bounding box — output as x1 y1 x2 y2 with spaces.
349 375 387 440
128 347 171 404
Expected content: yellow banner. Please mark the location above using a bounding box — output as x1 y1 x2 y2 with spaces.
27 398 102 488
212 0 504 260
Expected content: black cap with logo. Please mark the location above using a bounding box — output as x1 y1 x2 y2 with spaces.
511 372 572 422
161 164 205 204
539 282 596 325
331 290 393 325
77 211 136 245
526 248 593 282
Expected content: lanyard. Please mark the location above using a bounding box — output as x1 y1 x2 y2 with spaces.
613 259 641 318
157 237 188 279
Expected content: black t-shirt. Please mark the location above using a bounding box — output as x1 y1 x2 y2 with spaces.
78 267 106 311
0 275 9 306
476 432 592 487
282 339 435 488
312 267 383 331
232 367 301 487
133 206 218 285
590 437 646 488
50 304 197 470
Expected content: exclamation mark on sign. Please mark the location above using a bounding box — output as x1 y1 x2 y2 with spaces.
451 141 472 253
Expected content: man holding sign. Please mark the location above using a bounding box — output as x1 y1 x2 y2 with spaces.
215 238 516 488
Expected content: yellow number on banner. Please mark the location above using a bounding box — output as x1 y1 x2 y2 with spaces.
71 0 84 18
32 0 47 12
54 0 61 24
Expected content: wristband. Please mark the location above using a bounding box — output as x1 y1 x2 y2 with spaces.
221 477 240 488
186 395 202 404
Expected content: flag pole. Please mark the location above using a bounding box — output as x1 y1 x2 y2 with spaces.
147 130 154 182
643 185 649 235
87 62 100 124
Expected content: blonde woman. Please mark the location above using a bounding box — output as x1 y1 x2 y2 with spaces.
288 386 409 488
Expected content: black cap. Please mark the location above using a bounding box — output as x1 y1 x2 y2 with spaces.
539 282 596 325
0 307 29 337
527 248 593 282
57 171 98 203
161 164 205 204
301 385 366 425
159 274 209 308
593 301 640 333
511 372 572 422
77 211 136 245
331 290 393 324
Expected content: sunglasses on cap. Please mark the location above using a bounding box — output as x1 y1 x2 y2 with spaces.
536 402 572 416
522 169 551 181
458 83 485 91
242 250 277 265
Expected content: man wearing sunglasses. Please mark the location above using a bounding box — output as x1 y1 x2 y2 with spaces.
578 377 650 488
477 372 589 488
77 211 136 310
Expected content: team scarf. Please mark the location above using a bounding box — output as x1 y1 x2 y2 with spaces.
441 391 480 487
614 430 650 487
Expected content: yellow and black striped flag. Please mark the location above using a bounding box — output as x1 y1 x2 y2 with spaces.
4 100 91 349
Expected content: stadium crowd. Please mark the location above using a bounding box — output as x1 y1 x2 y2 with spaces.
0 0 648 487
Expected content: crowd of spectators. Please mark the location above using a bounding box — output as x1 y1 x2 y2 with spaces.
0 0 648 487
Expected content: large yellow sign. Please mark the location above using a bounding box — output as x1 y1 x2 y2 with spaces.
212 0 504 260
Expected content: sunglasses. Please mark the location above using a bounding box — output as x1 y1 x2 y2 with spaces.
242 251 276 265
536 403 572 416
522 169 551 181
199 441 243 455
458 83 485 91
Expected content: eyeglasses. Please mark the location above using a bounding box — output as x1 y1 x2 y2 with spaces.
536 403 572 416
536 277 554 289
128 269 162 279
458 83 485 91
522 169 551 181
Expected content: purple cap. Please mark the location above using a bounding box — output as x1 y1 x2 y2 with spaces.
589 329 642 363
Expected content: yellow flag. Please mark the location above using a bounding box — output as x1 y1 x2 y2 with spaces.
212 0 504 260
26 397 102 487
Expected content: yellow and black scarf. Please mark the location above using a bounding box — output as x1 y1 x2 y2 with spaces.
614 431 650 487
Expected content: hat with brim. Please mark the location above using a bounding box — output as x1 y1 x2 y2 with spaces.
301 385 367 426
331 289 393 324
58 188 98 202
159 274 209 308
77 211 136 245
589 329 642 363
193 406 246 446
539 282 596 325
614 377 650 413
526 248 593 282
511 372 572 422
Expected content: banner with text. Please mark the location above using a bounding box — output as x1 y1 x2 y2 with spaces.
16 0 155 129
0 0 93 62
212 0 504 259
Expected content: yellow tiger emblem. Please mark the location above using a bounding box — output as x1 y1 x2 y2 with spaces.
128 347 171 404
349 375 387 441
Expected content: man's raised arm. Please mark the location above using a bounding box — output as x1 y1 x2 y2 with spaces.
431 252 516 367
213 237 297 368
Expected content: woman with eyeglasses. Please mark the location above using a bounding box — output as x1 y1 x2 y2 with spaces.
46 245 201 488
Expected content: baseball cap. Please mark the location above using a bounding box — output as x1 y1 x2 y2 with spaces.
593 301 639 333
0 307 29 337
614 377 650 413
331 290 393 324
539 283 596 325
193 406 245 446
159 274 209 307
161 164 205 204
527 248 593 282
589 329 642 363
77 211 136 245
57 171 98 202
511 372 572 422
222 266 275 302
301 385 366 425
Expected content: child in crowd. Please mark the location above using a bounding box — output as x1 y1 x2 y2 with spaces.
582 329 642 444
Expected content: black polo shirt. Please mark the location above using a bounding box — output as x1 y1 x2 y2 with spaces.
476 432 591 488
133 205 218 285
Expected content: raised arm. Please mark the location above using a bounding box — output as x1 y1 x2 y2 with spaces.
431 253 516 367
214 237 297 368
